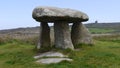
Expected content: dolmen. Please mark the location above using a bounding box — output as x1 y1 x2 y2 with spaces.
32 6 93 50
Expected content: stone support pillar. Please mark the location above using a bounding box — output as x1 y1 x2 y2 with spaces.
54 22 74 50
71 22 93 46
37 22 51 50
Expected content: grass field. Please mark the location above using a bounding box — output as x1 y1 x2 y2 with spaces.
88 28 115 34
0 34 120 68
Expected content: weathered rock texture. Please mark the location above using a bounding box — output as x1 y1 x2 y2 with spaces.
37 22 51 49
34 51 72 64
34 51 68 59
32 6 88 22
32 6 92 50
54 22 74 50
36 58 72 64
71 22 93 46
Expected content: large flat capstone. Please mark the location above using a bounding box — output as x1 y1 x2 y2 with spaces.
32 6 89 22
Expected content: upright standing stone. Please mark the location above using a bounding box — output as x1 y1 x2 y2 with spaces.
54 22 74 50
37 22 51 50
71 22 93 46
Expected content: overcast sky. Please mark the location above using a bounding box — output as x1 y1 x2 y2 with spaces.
0 0 120 30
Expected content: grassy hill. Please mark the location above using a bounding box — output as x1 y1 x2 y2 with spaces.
0 34 120 68
0 22 120 35
85 22 120 34
86 22 120 29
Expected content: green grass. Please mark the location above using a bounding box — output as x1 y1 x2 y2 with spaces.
0 35 120 68
88 28 114 34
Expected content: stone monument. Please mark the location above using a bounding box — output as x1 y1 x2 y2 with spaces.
32 6 93 50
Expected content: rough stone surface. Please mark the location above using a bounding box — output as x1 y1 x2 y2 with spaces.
34 51 67 59
34 51 72 64
32 6 89 22
54 22 74 50
37 22 51 49
50 28 54 46
71 22 93 45
36 58 72 64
